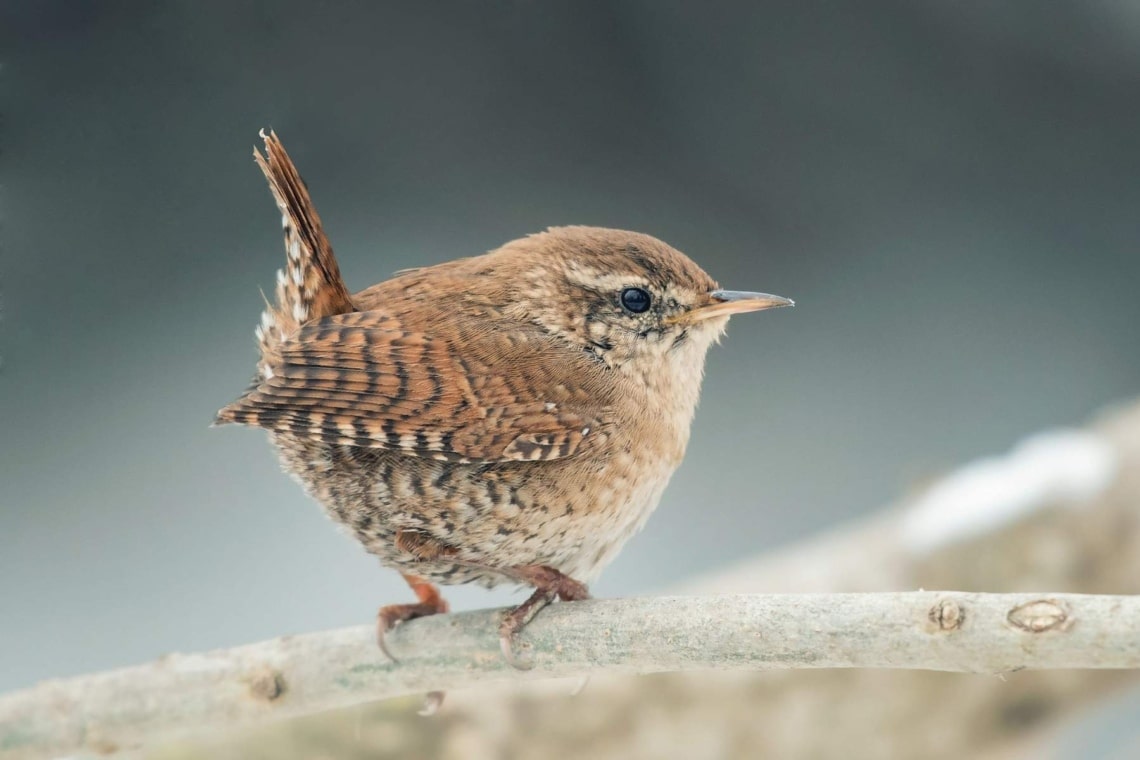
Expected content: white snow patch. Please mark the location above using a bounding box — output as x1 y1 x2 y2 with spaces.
901 429 1117 554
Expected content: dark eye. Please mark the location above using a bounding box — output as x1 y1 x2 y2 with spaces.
620 287 652 314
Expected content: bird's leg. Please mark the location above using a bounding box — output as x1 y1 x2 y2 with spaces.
389 529 590 672
384 530 459 714
377 573 450 714
499 564 591 670
498 586 556 669
376 572 450 663
379 528 458 660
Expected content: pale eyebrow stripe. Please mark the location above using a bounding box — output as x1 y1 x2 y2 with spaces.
563 264 651 293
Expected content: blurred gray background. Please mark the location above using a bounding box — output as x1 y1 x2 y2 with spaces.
2 1 1138 693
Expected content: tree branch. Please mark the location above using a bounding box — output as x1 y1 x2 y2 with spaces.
3 592 1140 758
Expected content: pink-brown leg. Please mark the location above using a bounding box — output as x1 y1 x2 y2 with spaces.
499 565 591 670
377 573 450 663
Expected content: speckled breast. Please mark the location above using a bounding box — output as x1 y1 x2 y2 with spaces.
269 419 686 588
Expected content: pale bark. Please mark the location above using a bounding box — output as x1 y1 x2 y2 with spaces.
2 592 1140 759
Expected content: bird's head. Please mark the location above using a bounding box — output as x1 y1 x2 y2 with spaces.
488 226 792 378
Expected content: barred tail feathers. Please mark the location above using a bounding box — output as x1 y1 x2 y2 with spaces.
252 130 354 378
216 131 355 427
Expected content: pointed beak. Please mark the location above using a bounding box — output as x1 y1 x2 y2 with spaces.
677 289 795 324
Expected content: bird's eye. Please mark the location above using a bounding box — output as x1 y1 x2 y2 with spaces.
619 287 652 314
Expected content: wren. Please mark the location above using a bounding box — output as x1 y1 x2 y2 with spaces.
216 131 792 671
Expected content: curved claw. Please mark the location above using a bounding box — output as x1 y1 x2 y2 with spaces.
497 585 558 670
492 566 592 670
376 600 447 663
376 575 451 709
376 609 403 663
499 627 536 671
378 636 399 663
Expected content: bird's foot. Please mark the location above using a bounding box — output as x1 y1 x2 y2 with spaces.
377 574 450 663
378 574 451 714
499 565 590 670
498 586 557 670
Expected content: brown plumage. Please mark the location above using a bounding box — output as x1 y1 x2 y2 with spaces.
216 131 792 673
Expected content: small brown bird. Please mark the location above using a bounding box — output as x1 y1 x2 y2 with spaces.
216 131 792 670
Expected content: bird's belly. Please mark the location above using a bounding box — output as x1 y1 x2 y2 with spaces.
546 466 676 582
270 432 682 588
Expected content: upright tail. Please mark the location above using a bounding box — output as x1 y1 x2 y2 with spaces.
250 130 355 379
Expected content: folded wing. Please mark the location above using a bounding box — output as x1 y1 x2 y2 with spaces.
216 310 609 463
